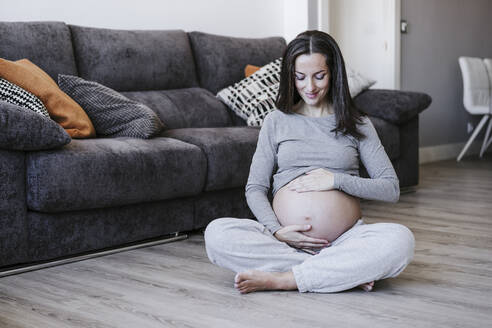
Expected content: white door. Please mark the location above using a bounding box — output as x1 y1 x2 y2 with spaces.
327 0 400 90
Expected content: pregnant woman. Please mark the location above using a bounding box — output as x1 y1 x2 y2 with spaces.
204 30 415 294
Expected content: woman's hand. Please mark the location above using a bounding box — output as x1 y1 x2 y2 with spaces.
274 224 331 249
287 168 335 192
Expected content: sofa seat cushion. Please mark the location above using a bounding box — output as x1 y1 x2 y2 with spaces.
368 116 400 161
26 137 207 212
122 88 232 129
70 25 198 91
162 127 260 191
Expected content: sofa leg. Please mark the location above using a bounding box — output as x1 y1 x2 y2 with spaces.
0 232 188 278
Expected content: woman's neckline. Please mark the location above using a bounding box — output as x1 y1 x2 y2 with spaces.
292 111 335 120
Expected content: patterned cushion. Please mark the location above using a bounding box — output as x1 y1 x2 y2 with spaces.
58 74 164 139
217 58 376 126
217 59 281 127
0 78 49 117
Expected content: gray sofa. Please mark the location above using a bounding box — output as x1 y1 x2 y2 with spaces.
0 21 431 270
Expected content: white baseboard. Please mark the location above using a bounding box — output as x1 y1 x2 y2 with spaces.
419 141 491 164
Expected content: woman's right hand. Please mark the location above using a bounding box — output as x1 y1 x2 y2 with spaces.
274 225 331 249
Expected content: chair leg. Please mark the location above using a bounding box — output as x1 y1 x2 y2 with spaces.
479 115 492 158
457 115 490 162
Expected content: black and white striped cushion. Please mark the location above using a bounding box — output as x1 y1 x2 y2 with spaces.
0 78 49 117
217 59 281 127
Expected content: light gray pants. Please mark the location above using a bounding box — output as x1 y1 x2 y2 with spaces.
204 217 415 293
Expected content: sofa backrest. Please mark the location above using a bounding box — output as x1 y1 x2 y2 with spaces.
188 32 286 94
0 21 78 80
69 25 199 92
121 88 233 129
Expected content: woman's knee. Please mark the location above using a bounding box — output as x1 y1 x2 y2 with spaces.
204 217 236 247
385 223 415 265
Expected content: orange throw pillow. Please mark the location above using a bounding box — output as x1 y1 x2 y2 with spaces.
245 64 261 77
0 58 96 138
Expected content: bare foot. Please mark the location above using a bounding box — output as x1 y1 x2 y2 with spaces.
358 281 375 292
234 270 298 294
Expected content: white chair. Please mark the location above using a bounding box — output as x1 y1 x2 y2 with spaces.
457 57 492 162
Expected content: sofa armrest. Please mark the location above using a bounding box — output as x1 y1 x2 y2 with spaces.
0 101 71 151
353 89 432 125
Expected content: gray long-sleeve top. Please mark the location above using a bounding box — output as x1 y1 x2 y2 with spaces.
245 109 399 234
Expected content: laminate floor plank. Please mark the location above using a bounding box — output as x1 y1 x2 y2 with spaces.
1 154 491 327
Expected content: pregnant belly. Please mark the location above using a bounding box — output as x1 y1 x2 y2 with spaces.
272 180 362 242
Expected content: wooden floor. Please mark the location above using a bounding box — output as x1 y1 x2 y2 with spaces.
1 155 491 328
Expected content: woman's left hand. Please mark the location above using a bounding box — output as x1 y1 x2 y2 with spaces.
287 168 335 192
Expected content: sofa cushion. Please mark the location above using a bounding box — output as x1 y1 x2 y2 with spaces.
70 25 199 91
58 74 164 138
26 137 207 212
162 127 260 191
122 88 232 129
217 59 281 127
368 116 399 160
188 32 286 94
0 21 78 80
0 101 71 151
0 77 49 117
0 58 96 138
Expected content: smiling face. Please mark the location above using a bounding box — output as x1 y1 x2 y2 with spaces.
294 53 330 107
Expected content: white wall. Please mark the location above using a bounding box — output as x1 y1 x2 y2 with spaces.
0 0 284 38
329 0 399 89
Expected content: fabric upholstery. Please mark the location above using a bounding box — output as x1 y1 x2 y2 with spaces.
70 25 199 91
367 116 400 160
0 59 96 138
354 89 432 125
0 101 71 151
162 127 260 191
27 198 194 262
393 117 419 188
0 78 49 117
0 21 78 80
58 74 163 138
188 32 286 93
122 88 232 129
0 149 28 267
194 188 254 230
245 64 260 77
26 137 207 212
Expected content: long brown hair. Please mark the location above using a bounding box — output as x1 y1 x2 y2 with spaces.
275 30 365 139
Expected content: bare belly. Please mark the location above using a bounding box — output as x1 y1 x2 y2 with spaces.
272 178 362 242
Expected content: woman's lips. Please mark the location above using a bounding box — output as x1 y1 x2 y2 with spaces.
305 92 318 99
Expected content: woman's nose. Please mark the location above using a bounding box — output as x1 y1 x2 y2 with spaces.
306 78 315 91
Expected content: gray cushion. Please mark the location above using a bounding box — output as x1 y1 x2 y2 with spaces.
69 25 199 91
368 116 399 160
354 89 432 125
188 32 286 93
26 137 207 212
122 88 232 129
58 74 163 138
162 127 260 191
0 21 78 80
0 101 71 151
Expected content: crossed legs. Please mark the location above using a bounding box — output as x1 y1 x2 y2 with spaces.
204 217 415 293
